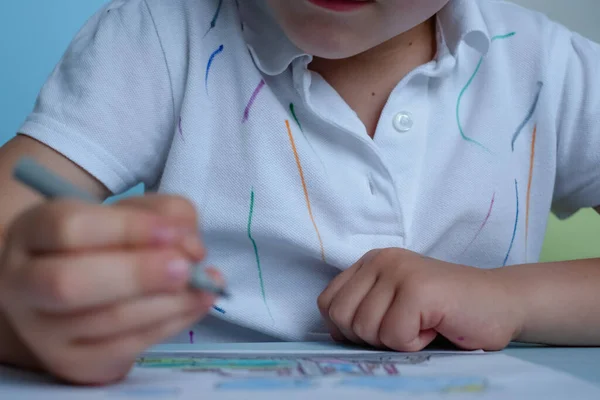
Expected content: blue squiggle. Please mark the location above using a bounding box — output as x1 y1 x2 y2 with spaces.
213 305 226 314
205 45 224 94
511 81 543 151
503 179 519 266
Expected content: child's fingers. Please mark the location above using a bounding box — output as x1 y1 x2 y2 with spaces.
318 249 381 310
21 249 194 312
41 292 213 340
116 195 204 259
318 261 364 316
116 194 199 226
379 289 438 352
13 200 191 253
50 310 207 385
324 268 378 345
352 279 396 348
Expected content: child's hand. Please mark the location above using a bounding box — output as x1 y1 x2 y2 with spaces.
318 248 524 352
0 195 217 384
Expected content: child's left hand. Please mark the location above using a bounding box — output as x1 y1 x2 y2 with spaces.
318 248 525 352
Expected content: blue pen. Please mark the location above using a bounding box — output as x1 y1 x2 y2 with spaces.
13 157 230 298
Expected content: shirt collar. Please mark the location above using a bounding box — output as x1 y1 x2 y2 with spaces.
239 0 491 76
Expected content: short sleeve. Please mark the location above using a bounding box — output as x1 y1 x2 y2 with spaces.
18 0 175 194
551 31 600 219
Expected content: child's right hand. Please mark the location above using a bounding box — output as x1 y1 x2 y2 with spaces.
0 195 216 385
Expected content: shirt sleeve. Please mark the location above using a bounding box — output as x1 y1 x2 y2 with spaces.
551 30 600 219
18 0 175 194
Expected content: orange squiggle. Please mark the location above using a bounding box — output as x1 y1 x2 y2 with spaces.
285 120 326 262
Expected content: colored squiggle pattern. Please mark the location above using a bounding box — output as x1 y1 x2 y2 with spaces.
525 125 537 261
205 45 224 94
491 32 516 41
203 0 224 38
456 32 516 151
213 305 226 314
247 190 274 320
290 103 303 131
285 120 326 262
503 179 519 266
511 82 543 151
460 192 496 256
243 79 266 122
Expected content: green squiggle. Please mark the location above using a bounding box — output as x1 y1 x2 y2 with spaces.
290 103 303 132
247 190 273 321
456 32 516 152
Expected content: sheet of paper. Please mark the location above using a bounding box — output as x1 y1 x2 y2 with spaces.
2 348 599 399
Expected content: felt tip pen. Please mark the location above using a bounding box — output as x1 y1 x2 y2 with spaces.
13 157 230 299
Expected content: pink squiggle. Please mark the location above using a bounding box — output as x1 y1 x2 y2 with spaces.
242 79 266 123
460 192 496 257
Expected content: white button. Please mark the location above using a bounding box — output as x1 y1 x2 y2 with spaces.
393 111 414 133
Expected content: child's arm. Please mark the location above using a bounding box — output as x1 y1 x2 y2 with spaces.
0 135 110 368
318 247 600 351
497 240 600 346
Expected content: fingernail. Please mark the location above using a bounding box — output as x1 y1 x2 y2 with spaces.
182 234 204 258
153 227 179 244
167 259 191 282
205 267 225 286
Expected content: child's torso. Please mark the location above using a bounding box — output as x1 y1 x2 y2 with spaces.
150 0 560 342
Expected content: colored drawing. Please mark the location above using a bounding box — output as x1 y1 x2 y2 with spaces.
338 376 487 393
285 120 326 262
525 125 537 261
213 305 226 314
247 190 274 321
456 32 516 152
203 0 224 38
136 353 430 379
511 82 543 151
460 192 496 256
289 103 303 131
106 386 181 397
205 45 224 94
217 378 315 391
243 79 266 122
503 179 520 266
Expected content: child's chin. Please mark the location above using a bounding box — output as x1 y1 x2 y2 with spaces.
286 25 381 59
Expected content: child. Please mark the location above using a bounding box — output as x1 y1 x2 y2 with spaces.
1 0 600 385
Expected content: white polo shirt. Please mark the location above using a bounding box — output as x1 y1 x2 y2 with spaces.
19 0 600 343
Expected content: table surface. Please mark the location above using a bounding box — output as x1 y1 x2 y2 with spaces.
148 342 600 386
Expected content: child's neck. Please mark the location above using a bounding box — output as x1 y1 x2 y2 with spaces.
309 18 437 138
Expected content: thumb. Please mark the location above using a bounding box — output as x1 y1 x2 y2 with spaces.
379 289 440 352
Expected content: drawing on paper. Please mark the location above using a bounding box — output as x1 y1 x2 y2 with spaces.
136 353 431 378
217 378 316 391
133 353 491 394
105 386 182 398
338 376 487 393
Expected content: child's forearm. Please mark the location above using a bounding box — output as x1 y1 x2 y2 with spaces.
496 259 600 346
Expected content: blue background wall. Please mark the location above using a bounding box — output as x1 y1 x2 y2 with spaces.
1 0 599 261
